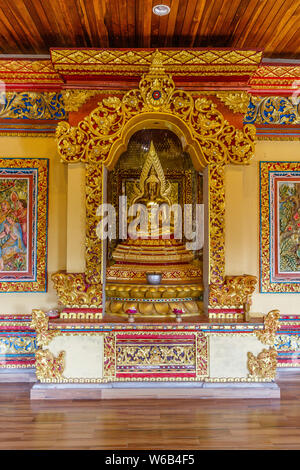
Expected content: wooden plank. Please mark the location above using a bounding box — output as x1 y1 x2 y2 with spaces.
189 0 206 47
15 0 48 52
242 0 285 49
281 27 300 59
203 0 224 40
142 0 153 48
194 0 215 46
251 0 292 49
173 0 189 47
90 0 109 47
127 0 136 48
0 0 296 57
34 0 68 49
264 3 300 53
231 0 263 47
164 0 180 47
60 0 87 47
38 0 75 48
118 0 129 46
210 0 243 46
228 0 258 46
157 0 171 47
179 0 197 46
0 0 35 52
105 0 121 47
151 0 160 48
0 15 24 53
238 0 274 48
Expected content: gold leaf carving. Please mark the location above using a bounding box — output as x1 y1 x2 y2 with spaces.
209 275 257 307
35 349 65 381
216 92 250 114
248 348 278 380
62 89 98 112
30 309 60 347
51 272 102 307
51 49 262 77
255 310 280 346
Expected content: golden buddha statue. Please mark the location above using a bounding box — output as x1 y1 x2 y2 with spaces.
128 141 172 239
105 141 203 318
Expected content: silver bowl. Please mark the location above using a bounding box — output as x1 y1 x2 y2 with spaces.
146 272 162 285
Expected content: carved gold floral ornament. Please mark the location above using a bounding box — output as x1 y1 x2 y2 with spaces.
35 349 65 382
30 309 60 347
247 310 280 380
30 309 65 382
255 310 280 346
208 275 257 310
248 349 278 380
51 272 102 308
56 50 255 168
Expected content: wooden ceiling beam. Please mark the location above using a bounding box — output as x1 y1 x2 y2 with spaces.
90 0 109 48
127 0 136 48
231 0 262 48
264 3 300 53
210 0 242 45
0 0 296 58
164 0 179 47
194 0 215 46
0 0 36 53
189 0 206 47
237 0 269 48
142 0 153 48
179 0 197 47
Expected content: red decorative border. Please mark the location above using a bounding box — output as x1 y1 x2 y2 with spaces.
0 159 48 292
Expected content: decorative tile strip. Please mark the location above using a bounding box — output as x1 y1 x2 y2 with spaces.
244 96 300 125
0 92 66 120
275 316 300 367
0 316 37 368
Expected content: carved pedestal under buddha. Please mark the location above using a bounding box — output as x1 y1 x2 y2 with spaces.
105 132 203 318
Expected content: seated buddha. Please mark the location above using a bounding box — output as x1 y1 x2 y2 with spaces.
106 141 202 287
128 167 172 240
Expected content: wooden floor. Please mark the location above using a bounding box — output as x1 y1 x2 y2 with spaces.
0 371 300 450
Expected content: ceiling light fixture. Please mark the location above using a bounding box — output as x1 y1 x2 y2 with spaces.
153 4 170 16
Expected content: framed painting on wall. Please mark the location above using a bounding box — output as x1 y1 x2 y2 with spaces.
0 158 48 292
260 161 300 293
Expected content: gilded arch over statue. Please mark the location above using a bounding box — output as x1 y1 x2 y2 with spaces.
55 50 255 294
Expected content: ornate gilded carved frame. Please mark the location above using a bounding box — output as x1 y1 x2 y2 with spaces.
55 51 256 309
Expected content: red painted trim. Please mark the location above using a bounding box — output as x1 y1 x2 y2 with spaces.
116 333 195 340
62 308 102 313
116 372 196 378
